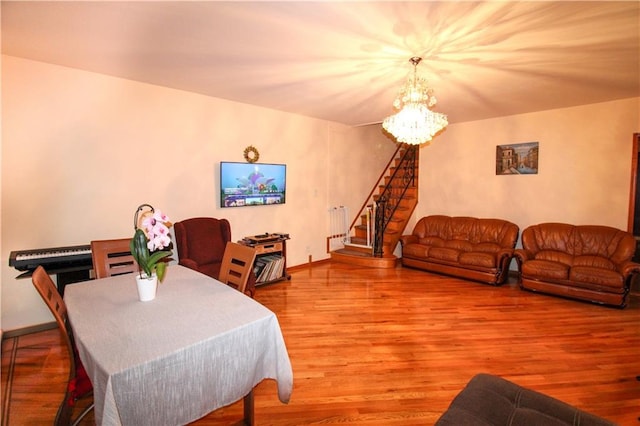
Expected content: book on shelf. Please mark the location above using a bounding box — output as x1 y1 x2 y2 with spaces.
256 254 284 283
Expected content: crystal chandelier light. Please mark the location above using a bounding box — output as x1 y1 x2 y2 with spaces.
382 57 448 145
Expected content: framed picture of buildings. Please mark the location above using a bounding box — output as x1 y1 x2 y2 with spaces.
496 142 539 175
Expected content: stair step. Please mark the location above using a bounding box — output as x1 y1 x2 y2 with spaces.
330 249 398 269
336 145 418 263
349 236 368 245
373 194 416 202
385 220 403 231
338 246 373 256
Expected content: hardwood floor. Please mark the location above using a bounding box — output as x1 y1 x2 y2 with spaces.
3 262 640 425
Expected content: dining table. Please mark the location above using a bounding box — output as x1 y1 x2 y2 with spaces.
64 265 293 426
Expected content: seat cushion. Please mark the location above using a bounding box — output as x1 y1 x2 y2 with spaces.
522 260 569 280
402 243 430 258
570 266 624 289
429 247 461 263
435 374 616 426
196 262 223 281
459 252 496 268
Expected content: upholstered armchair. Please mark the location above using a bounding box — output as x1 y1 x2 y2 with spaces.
174 217 256 297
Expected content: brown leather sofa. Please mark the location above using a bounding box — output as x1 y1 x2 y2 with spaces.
400 215 519 285
514 223 640 307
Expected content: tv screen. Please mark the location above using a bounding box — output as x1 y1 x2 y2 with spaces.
220 162 286 208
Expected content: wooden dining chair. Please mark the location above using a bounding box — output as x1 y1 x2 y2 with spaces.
218 242 257 294
31 266 94 426
91 238 138 279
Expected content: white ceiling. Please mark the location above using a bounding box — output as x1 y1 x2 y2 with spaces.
2 1 639 126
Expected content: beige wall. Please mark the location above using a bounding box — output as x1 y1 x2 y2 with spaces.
0 56 395 331
412 98 639 236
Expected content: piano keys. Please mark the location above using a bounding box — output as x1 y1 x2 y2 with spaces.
9 244 94 294
9 244 92 271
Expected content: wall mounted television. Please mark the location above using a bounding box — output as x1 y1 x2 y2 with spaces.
220 162 286 208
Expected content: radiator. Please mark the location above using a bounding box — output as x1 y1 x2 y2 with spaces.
328 206 350 250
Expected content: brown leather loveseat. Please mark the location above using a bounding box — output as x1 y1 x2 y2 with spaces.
514 223 640 307
400 215 519 285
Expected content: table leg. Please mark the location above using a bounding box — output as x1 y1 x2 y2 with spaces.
243 390 254 426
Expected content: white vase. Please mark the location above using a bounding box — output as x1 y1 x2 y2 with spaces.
136 273 158 302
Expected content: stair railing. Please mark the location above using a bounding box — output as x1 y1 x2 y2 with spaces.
372 145 418 256
348 144 403 233
365 205 374 247
336 144 418 256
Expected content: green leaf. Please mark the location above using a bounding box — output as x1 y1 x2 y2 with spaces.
156 261 167 283
131 229 151 276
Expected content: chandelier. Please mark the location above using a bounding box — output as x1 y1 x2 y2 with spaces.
382 57 448 145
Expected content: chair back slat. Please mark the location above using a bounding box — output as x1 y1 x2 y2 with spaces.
218 242 257 294
91 238 138 279
32 266 70 340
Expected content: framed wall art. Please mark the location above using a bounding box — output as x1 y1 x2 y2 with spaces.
496 141 539 175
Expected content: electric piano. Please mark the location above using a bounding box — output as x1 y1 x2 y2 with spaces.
9 244 93 294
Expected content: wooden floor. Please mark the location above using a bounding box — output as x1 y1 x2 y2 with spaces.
3 262 640 425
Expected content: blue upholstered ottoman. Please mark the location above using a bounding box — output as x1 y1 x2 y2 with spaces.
435 374 616 426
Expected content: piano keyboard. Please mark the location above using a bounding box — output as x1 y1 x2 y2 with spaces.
9 244 93 272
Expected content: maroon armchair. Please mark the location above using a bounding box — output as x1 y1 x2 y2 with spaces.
174 217 256 297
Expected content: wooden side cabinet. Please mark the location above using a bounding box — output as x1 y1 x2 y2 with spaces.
239 234 291 285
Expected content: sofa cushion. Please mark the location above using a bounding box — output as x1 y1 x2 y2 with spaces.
435 373 616 426
410 215 518 249
419 235 445 247
573 225 632 260
522 259 569 280
429 247 460 263
474 242 502 254
473 219 517 245
522 223 636 261
534 250 574 266
459 252 496 268
570 266 624 289
572 255 615 270
522 223 575 254
445 239 473 252
402 243 429 258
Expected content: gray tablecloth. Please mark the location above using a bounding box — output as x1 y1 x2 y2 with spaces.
64 265 293 426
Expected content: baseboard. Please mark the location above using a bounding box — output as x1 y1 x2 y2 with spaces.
1 322 58 340
287 258 331 273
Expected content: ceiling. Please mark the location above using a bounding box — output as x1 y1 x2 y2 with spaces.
2 1 639 126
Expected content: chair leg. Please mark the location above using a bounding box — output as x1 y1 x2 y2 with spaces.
55 392 94 426
54 393 73 426
71 403 95 426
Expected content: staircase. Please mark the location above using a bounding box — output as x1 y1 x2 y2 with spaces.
330 145 419 268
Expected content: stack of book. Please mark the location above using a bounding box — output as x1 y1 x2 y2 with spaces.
254 255 285 283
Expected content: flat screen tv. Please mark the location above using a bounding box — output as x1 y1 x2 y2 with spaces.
220 162 286 208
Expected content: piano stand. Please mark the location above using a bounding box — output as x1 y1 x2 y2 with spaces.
14 266 92 295
56 269 92 295
9 244 94 295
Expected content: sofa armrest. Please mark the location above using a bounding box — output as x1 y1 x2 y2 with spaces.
400 235 418 247
618 260 640 279
513 249 533 270
178 258 199 271
494 249 516 285
496 249 514 265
